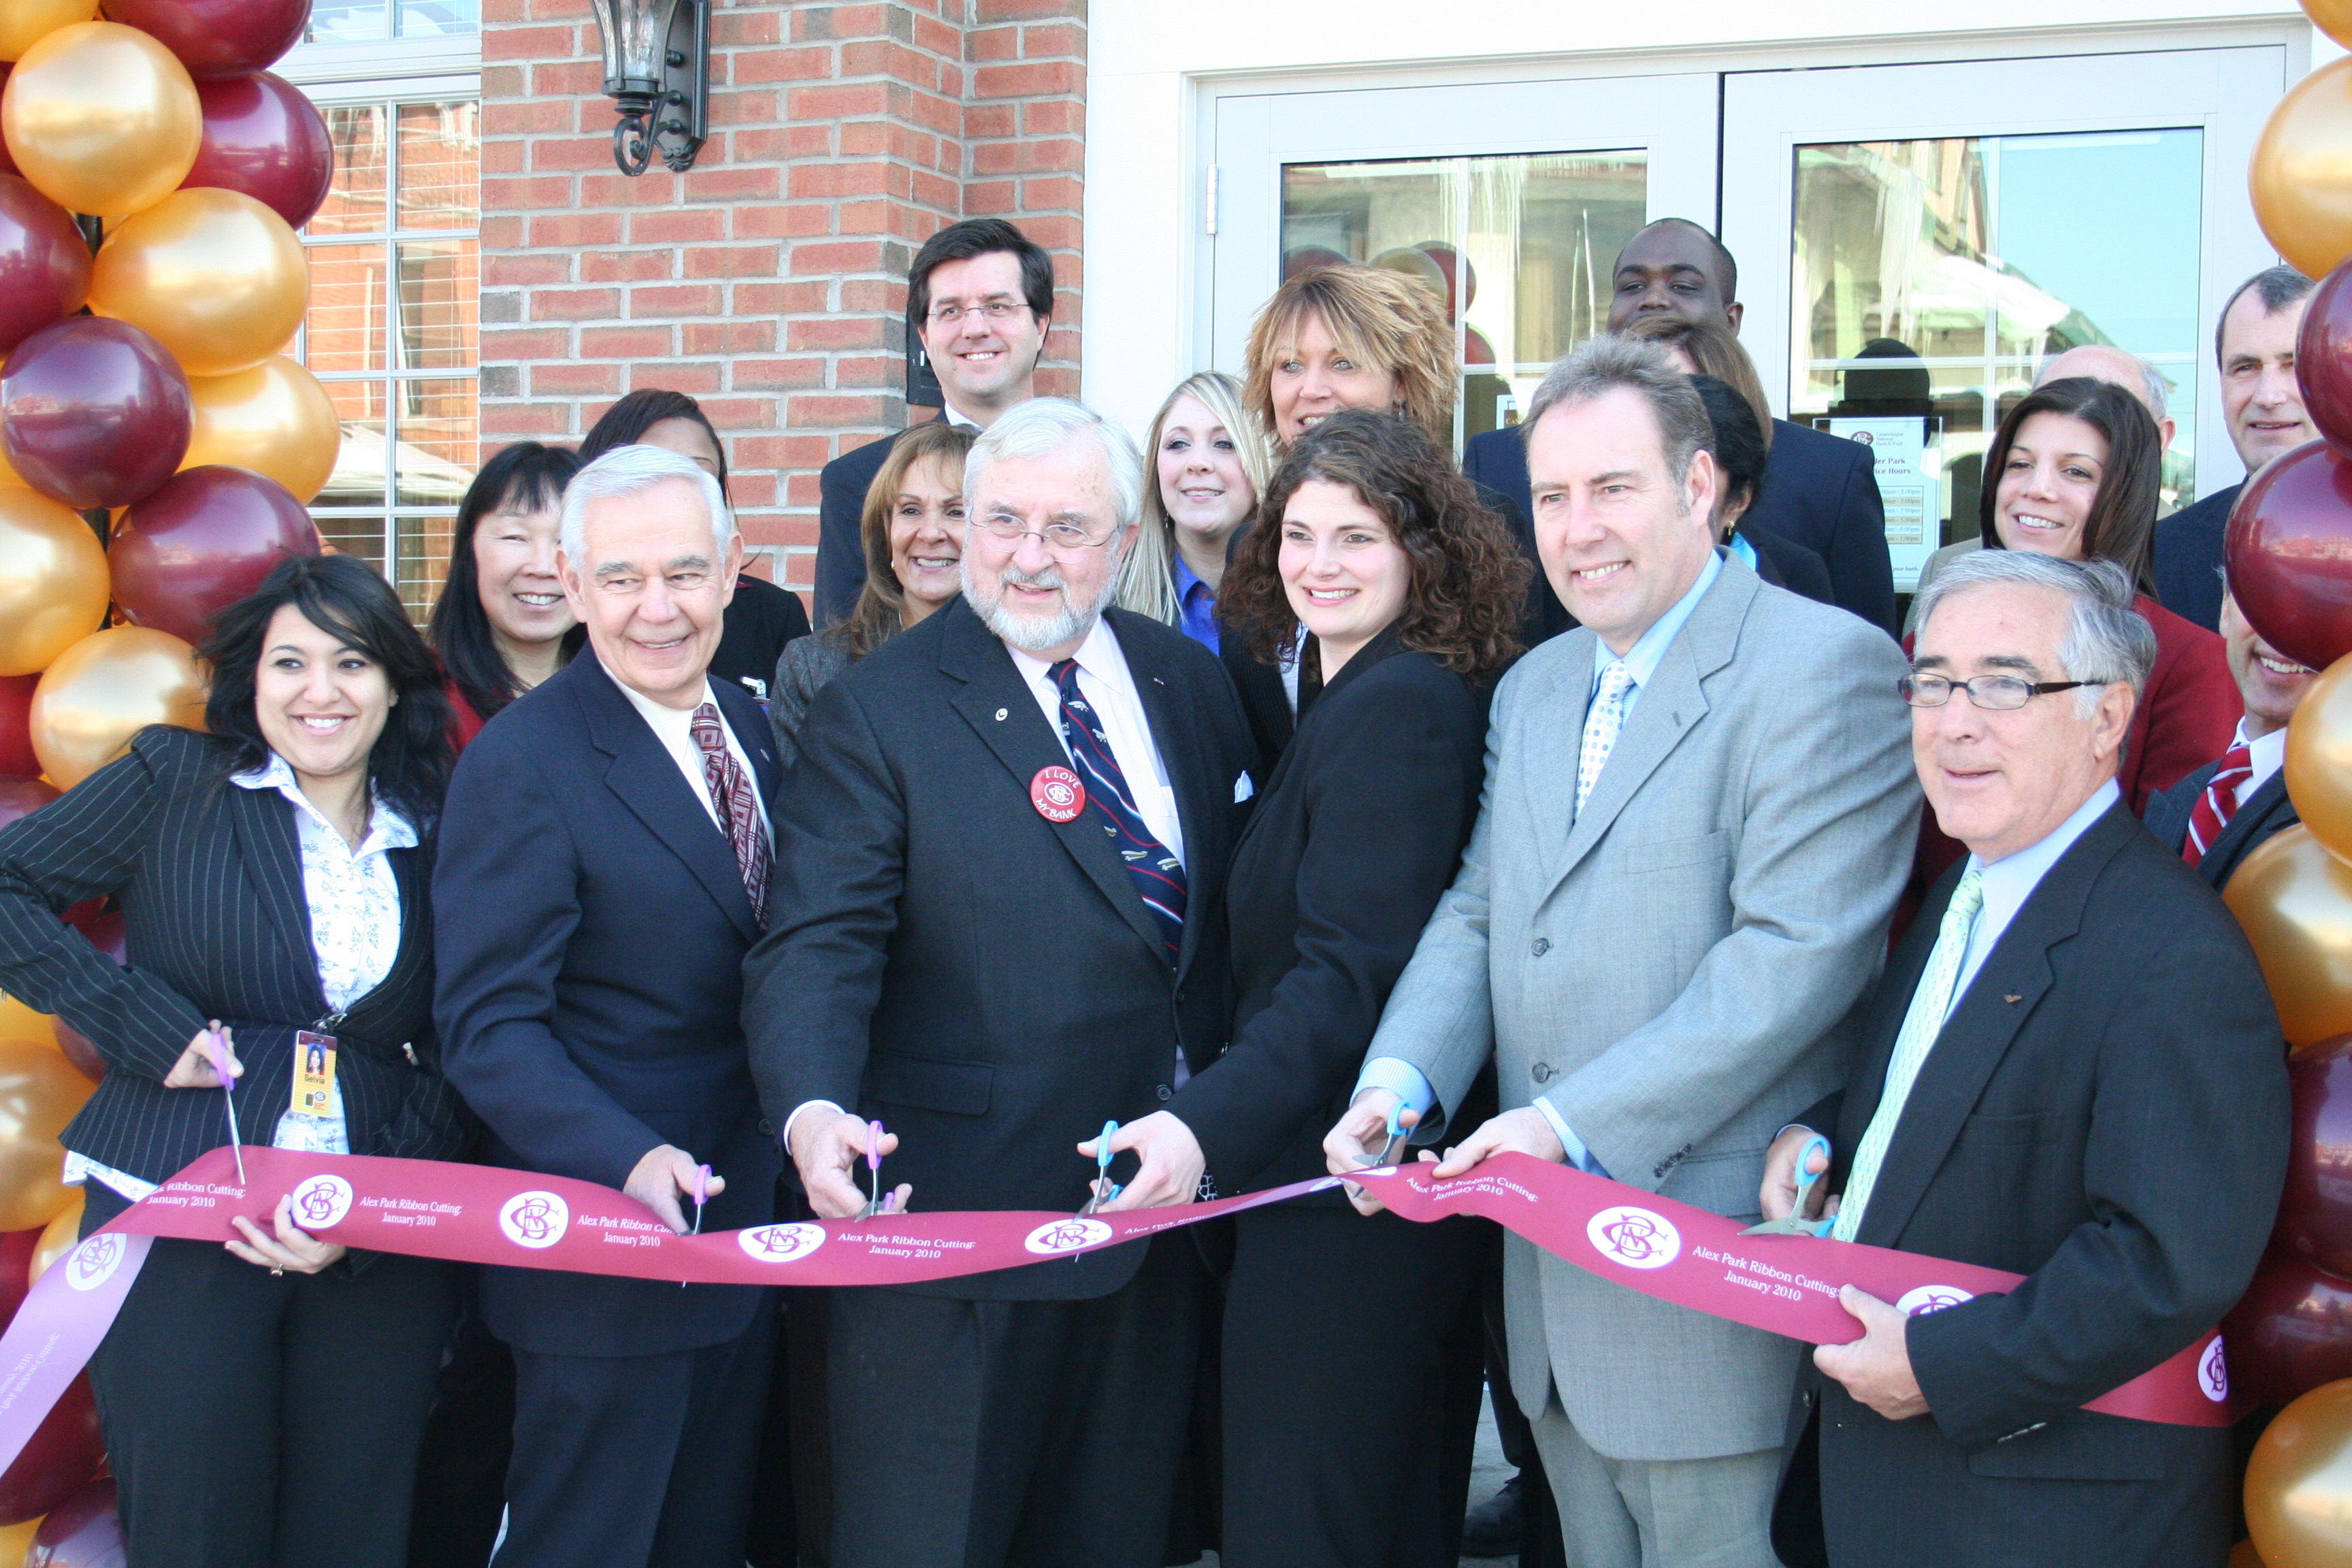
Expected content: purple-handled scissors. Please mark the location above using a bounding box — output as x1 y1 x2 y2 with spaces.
858 1120 893 1220
681 1162 712 1287
203 1025 245 1185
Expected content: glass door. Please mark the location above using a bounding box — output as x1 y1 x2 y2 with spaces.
1209 74 1718 452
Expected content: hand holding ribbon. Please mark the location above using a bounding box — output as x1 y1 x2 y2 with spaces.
225 1192 344 1275
1324 1088 1424 1216
1815 1285 1928 1419
1079 1111 1201 1212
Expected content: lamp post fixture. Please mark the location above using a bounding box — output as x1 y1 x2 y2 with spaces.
587 0 710 176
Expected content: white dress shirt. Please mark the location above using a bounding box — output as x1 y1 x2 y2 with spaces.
605 665 773 851
1004 615 1185 869
2241 719 2287 802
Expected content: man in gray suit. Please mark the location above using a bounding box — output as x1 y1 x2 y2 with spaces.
1327 335 1919 1566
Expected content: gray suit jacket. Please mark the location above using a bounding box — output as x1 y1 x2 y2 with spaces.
1367 555 1920 1460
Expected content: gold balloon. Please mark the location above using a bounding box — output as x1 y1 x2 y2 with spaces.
2225 824 2352 1051
89 188 308 377
26 1186 80 1286
2311 0 2352 50
0 0 95 62
0 996 51 1046
0 1520 37 1568
2289 655 2352 864
0 488 108 679
182 356 342 504
0 1039 93 1232
0 447 20 489
2254 59 2352 280
2251 1377 2352 1566
29 625 205 790
0 21 199 218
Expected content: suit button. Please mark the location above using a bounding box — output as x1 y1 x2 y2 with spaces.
1157 1084 1173 1100
1531 937 1551 957
1175 989 1188 1004
758 1119 777 1138
1531 1063 1552 1084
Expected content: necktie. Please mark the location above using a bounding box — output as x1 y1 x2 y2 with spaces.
1575 661 1635 818
1049 659 1187 964
690 702 770 929
1831 870 1985 1243
2183 742 2254 869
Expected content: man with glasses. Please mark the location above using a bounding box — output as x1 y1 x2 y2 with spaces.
813 218 1056 625
1759 549 2286 1568
746 398 1258 1568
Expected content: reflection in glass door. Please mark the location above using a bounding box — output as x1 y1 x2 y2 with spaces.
1279 153 1648 446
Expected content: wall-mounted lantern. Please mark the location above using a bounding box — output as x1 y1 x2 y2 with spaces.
587 0 709 175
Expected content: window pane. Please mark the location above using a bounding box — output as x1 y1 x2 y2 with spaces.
306 0 389 44
398 0 478 35
317 514 390 575
304 243 391 374
308 106 390 238
397 240 478 371
396 514 457 621
318 380 389 508
394 378 476 506
397 102 479 231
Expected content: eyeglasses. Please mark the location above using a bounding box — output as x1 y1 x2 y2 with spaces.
926 299 1030 325
1898 673 2096 710
973 514 1121 556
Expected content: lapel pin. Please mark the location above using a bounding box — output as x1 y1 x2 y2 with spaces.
1152 676 1165 686
2004 993 2021 1004
995 708 1008 721
1032 766 1085 823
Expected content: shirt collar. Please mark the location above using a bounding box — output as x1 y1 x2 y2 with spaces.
602 659 715 738
941 402 983 431
230 752 418 855
1594 546 1725 693
1726 532 1759 573
2240 718 2289 796
1172 554 1211 603
1005 612 1124 687
1964 777 2120 930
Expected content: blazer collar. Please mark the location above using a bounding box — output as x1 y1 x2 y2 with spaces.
2202 770 2298 888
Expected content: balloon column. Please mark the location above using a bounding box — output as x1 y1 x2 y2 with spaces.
0 0 333 1554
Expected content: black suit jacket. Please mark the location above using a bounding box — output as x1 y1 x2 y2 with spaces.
2142 757 2300 891
1464 416 1896 636
710 573 811 702
814 415 947 627
434 650 783 1356
742 598 1256 1299
1774 801 2288 1568
1169 630 1487 1193
0 726 468 1203
1745 526 1836 608
2152 481 2238 634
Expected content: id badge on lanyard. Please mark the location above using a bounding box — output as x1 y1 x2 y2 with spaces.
292 1029 338 1117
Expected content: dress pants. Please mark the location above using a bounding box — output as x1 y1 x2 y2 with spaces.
497 1302 777 1568
1218 1202 1487 1568
86 1233 454 1568
1529 1395 1781 1568
826 1232 1207 1568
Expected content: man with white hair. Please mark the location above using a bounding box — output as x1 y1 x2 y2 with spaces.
745 397 1258 1568
434 443 787 1568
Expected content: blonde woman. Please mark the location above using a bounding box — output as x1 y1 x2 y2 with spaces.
1114 372 1275 651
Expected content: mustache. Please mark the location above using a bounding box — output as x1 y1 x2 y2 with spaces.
998 564 1068 591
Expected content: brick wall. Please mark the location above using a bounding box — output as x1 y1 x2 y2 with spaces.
478 0 1087 600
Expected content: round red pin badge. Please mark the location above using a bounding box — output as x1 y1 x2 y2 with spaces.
1031 765 1085 823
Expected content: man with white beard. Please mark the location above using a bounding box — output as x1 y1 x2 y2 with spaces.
743 398 1259 1568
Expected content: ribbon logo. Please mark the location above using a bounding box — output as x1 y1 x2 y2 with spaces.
65 1234 125 1293
1023 1217 1113 1256
737 1222 826 1264
1586 1206 1681 1270
1895 1284 1975 1317
289 1174 355 1231
498 1190 570 1250
2199 1335 2230 1402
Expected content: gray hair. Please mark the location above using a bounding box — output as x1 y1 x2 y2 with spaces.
1524 334 1714 488
2216 264 2315 367
1912 550 2156 716
559 442 734 566
964 397 1145 530
2036 344 2170 422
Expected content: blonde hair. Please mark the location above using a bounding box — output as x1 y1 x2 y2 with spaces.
1619 314 1774 456
1114 372 1276 625
1243 264 1456 449
833 422 976 659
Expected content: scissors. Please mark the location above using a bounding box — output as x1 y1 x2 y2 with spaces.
1354 1098 1410 1171
203 1025 246 1185
1742 1134 1834 1237
1079 1120 1122 1215
679 1163 711 1288
858 1121 894 1220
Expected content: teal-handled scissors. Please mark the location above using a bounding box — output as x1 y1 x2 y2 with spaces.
1742 1134 1834 1237
1354 1098 1409 1171
1079 1120 1122 1215
858 1121 894 1220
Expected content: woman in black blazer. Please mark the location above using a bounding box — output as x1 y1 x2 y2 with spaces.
1166 410 1527 1568
0 554 472 1568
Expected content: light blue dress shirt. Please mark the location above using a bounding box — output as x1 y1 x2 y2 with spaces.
1943 777 2120 1021
1354 549 1729 1177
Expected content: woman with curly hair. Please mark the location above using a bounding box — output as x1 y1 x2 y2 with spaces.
1168 408 1526 1568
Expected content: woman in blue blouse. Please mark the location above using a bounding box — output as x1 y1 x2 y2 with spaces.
1113 371 1275 651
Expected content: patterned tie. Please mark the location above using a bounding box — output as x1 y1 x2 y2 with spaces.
690 702 770 929
2183 742 2254 869
1575 660 1635 818
1049 658 1187 964
1831 870 1986 1243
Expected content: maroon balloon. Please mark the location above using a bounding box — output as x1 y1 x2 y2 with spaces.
61 907 123 966
112 466 321 643
2281 1037 2352 1277
2303 256 2352 455
0 676 36 780
0 1373 102 1526
1284 245 1351 281
0 175 86 359
0 1229 41 1334
2225 438 2352 673
184 73 334 231
0 317 192 512
99 0 310 80
2225 1249 2352 1405
48 1019 102 1083
1415 240 1480 320
0 777 59 834
27 1475 124 1568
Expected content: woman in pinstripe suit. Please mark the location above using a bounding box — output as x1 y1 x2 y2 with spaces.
0 554 474 1568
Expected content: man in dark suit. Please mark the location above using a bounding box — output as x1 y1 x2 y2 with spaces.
1761 549 2288 1567
2153 265 2315 631
746 397 1256 1568
2143 581 2314 885
435 444 785 1568
813 218 1055 625
1465 218 1895 636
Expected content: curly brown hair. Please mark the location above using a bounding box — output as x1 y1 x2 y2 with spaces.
1220 410 1526 679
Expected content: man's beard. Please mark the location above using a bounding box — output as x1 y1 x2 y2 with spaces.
964 557 1113 652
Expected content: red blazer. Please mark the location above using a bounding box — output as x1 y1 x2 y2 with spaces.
444 678 488 753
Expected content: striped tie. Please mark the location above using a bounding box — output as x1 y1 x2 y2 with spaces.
2183 742 2253 869
1049 658 1187 964
690 702 770 930
1832 870 1984 1243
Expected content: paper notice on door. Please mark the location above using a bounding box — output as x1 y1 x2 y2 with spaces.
1823 416 1942 593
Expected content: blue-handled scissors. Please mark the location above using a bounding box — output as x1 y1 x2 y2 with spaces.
1079 1120 1122 1215
1742 1135 1834 1236
858 1121 894 1220
1354 1099 1409 1171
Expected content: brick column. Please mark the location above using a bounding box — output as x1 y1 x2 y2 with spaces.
963 0 1085 399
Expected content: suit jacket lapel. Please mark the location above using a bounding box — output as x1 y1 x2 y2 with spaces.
1113 610 1220 977
340 843 429 1036
227 783 329 1014
2204 772 2296 889
939 602 1168 962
